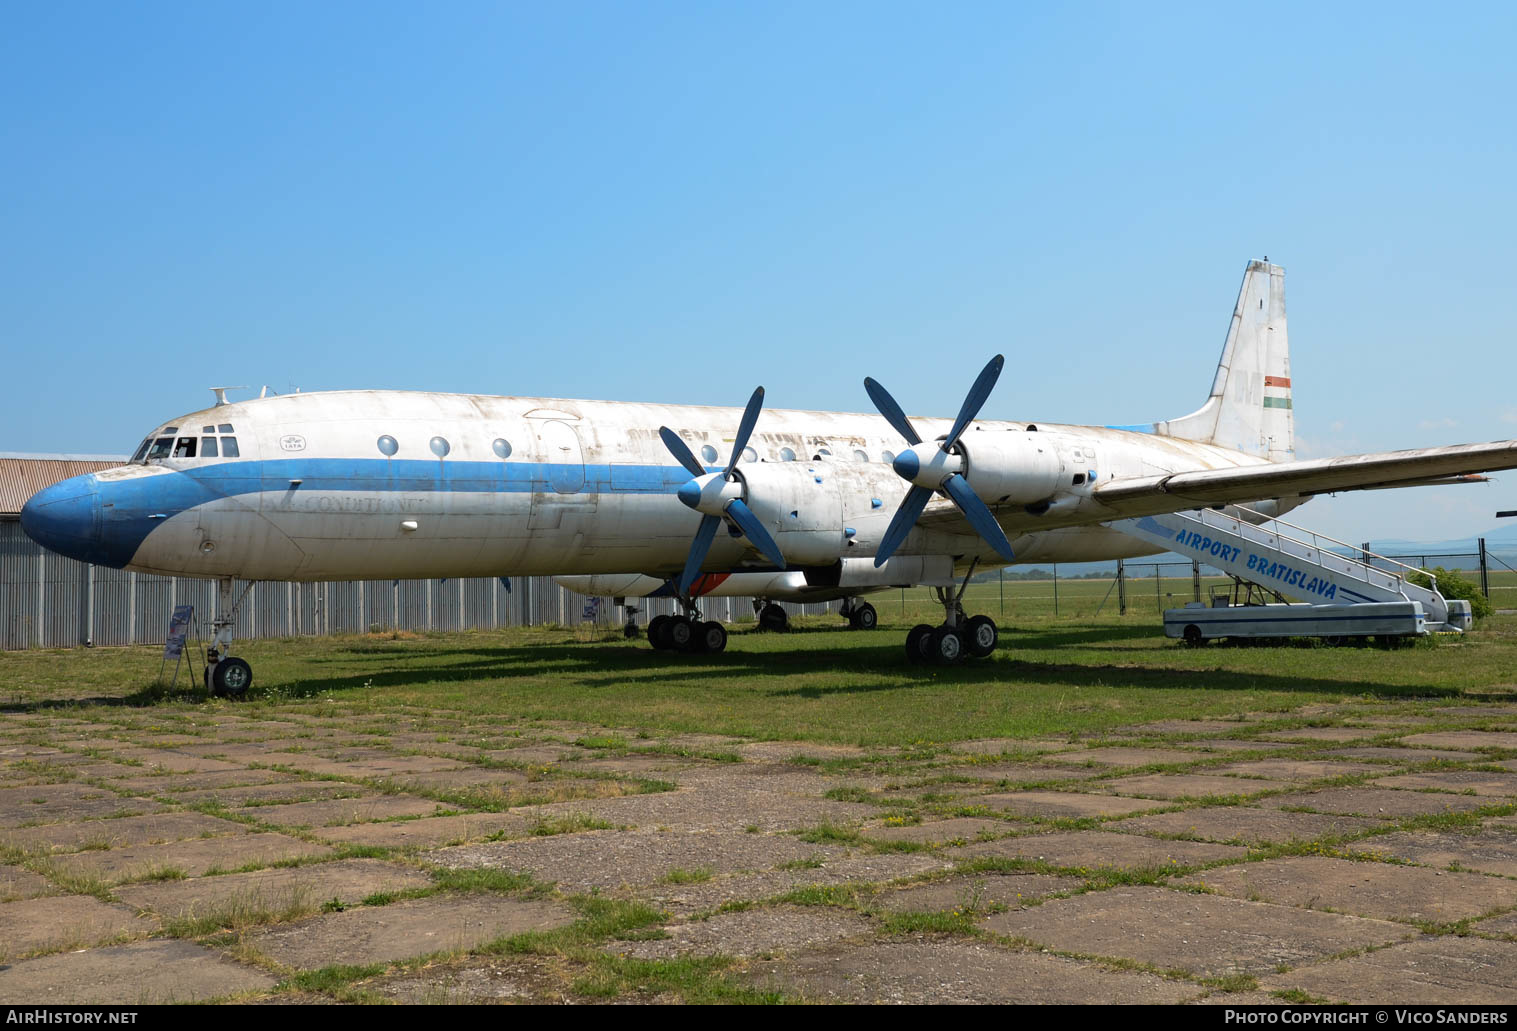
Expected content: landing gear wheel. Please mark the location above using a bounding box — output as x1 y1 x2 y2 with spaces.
1182 624 1205 647
694 620 727 654
759 603 789 632
849 603 878 631
623 622 641 639
964 615 998 657
210 657 252 697
929 627 965 665
667 616 695 651
648 615 673 650
905 624 934 664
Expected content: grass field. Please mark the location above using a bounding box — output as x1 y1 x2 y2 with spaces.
4 610 1514 746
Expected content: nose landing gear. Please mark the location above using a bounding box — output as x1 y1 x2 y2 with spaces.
205 577 255 697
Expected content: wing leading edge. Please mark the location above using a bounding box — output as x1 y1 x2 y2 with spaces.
1089 440 1517 520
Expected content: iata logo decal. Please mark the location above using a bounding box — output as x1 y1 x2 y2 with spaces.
280 435 307 452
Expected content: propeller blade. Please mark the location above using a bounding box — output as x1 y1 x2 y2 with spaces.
864 377 922 446
941 472 1015 561
943 354 1004 449
725 498 785 568
678 514 722 596
726 386 764 476
659 426 706 478
874 484 933 566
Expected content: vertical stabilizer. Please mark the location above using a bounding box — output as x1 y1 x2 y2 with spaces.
1155 259 1293 461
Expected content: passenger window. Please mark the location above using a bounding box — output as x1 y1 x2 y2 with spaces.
853 450 869 463
430 436 450 458
882 450 895 465
147 437 174 460
221 436 240 458
202 437 219 458
700 444 718 464
779 447 796 462
742 446 757 463
377 435 398 456
493 438 512 459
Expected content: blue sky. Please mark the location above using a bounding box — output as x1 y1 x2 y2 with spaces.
3 1 1514 543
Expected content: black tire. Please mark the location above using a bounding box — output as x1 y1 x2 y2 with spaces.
1182 624 1205 647
964 615 997 657
623 622 641 639
210 657 252 697
929 626 965 665
853 603 878 631
668 616 695 651
905 623 934 664
648 615 673 650
759 603 789 632
698 620 727 654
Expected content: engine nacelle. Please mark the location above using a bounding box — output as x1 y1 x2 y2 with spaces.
736 462 849 566
802 555 955 589
957 432 1062 504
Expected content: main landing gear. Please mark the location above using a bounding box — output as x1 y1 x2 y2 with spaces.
205 577 255 697
648 596 729 654
839 598 878 631
755 599 789 632
905 566 998 666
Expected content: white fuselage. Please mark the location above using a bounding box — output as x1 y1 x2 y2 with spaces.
66 389 1291 583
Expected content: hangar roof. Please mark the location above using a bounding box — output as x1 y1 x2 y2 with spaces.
0 454 126 517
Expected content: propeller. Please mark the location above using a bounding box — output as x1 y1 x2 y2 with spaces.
660 387 786 596
865 355 1016 566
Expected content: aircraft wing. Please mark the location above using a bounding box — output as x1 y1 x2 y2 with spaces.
1087 440 1517 519
904 439 1517 536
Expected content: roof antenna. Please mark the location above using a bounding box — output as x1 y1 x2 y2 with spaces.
210 386 248 406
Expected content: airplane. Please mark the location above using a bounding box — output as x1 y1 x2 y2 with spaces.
20 259 1517 694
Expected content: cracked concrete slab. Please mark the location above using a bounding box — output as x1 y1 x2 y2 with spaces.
642 852 950 917
746 940 1199 1004
0 895 153 958
1259 787 1491 819
976 790 1170 820
243 894 575 968
872 872 1079 913
432 829 845 892
1357 829 1517 878
45 831 332 883
0 939 277 1004
951 829 1245 871
1183 855 1517 923
615 905 874 960
1100 773 1282 800
1114 806 1379 845
237 794 449 827
1043 747 1201 768
863 818 1009 844
309 811 529 849
1 811 246 853
1264 935 1517 1004
1373 770 1517 796
984 885 1416 977
1398 731 1517 751
115 858 433 919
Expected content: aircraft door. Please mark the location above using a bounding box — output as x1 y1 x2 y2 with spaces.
535 420 585 494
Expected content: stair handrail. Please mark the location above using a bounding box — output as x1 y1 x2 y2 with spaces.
1220 505 1441 602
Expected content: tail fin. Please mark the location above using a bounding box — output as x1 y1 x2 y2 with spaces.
1154 259 1293 462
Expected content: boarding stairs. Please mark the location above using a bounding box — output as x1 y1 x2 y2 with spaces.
1107 508 1458 630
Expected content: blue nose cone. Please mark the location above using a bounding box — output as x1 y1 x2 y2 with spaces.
676 478 702 510
891 449 920 480
20 475 103 563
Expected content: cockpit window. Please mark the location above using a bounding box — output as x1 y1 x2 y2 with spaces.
131 439 151 463
173 437 197 459
202 437 219 458
202 425 215 433
218 423 234 433
146 437 174 460
221 436 240 458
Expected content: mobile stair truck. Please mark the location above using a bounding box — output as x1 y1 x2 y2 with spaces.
1108 509 1473 646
